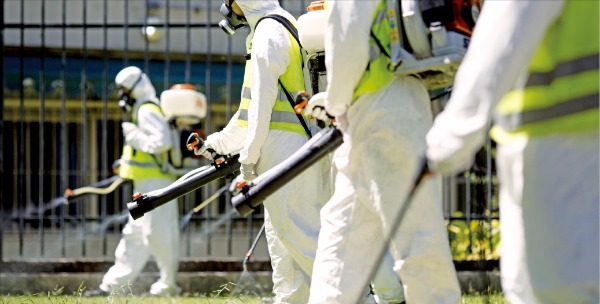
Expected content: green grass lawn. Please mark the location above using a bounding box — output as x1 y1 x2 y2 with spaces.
0 294 508 304
0 281 507 304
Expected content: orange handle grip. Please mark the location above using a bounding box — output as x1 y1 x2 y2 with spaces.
186 132 202 151
237 180 248 190
186 139 199 151
294 99 309 114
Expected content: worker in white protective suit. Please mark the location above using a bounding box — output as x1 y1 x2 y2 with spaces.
303 0 462 303
85 66 180 297
426 1 599 303
194 0 329 302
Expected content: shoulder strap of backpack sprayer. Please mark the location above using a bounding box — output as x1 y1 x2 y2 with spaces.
254 14 312 138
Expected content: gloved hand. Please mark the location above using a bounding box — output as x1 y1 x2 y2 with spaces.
121 122 139 143
426 123 476 175
240 163 258 181
122 122 137 136
228 174 245 195
195 143 218 160
303 92 332 123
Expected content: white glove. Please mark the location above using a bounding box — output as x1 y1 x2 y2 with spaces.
121 122 139 143
122 122 137 136
303 92 331 123
228 174 245 195
426 123 476 175
240 163 258 181
194 140 218 160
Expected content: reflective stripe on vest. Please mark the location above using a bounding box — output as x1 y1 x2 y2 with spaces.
234 16 308 136
491 1 599 143
352 1 396 100
119 102 169 180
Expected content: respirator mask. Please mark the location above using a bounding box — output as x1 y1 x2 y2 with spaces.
218 0 247 36
117 73 142 112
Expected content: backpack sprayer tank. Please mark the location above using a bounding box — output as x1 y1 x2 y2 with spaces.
298 1 328 95
390 0 481 89
297 0 482 91
159 84 207 172
161 84 207 128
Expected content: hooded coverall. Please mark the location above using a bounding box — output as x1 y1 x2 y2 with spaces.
308 0 461 303
426 1 599 303
203 1 329 302
99 71 180 296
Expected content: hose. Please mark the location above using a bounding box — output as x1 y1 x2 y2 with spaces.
64 175 130 202
243 223 266 271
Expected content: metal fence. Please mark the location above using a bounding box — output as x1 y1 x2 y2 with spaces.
1 0 499 268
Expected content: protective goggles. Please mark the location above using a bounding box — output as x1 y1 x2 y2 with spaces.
218 0 247 36
117 73 142 112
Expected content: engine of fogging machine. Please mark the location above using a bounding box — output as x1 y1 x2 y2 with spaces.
127 154 241 220
231 127 343 217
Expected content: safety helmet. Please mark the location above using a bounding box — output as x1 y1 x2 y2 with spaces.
115 66 144 111
218 0 248 36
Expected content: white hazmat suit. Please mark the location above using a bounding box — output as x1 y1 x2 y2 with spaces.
97 67 180 296
200 1 329 302
426 1 599 303
306 1 461 303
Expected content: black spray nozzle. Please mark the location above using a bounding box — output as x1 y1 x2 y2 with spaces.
231 127 343 217
128 154 241 220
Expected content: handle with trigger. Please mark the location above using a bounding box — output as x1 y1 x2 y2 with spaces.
185 132 225 163
186 132 203 151
293 91 311 114
293 91 333 128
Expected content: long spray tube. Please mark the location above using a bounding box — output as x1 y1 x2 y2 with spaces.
243 223 266 271
355 158 431 303
127 154 241 220
128 133 240 219
231 127 343 217
64 175 131 202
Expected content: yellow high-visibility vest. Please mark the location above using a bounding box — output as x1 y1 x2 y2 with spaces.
491 1 599 143
119 102 171 180
353 0 397 100
235 16 308 136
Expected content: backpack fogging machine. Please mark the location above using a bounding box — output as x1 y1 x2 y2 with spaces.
127 135 241 220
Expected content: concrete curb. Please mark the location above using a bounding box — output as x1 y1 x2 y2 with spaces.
0 259 501 295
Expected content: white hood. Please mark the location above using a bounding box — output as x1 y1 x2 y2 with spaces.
132 74 160 105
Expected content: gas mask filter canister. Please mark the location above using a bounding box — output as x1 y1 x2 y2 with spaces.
117 73 142 112
118 90 136 112
218 1 247 36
